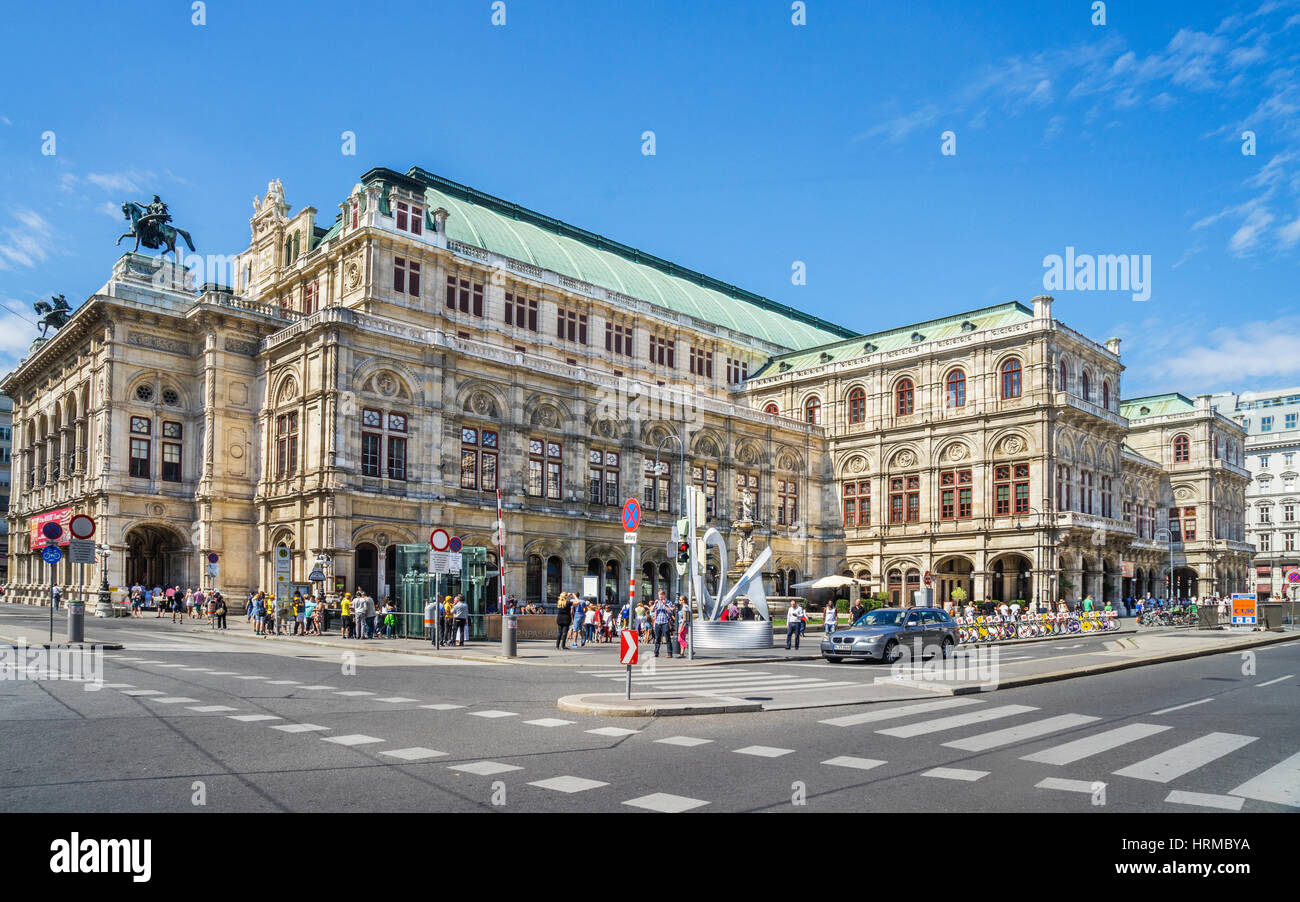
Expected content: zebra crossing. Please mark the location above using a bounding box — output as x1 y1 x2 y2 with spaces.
818 697 1300 809
581 667 860 697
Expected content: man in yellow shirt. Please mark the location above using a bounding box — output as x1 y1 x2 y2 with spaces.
341 593 353 638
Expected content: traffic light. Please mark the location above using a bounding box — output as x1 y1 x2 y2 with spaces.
676 541 690 564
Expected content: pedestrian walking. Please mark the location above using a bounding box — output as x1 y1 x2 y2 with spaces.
651 593 674 658
786 600 805 650
451 594 469 645
824 602 838 636
213 592 227 630
677 595 690 654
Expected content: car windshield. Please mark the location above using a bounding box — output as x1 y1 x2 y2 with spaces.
851 610 904 628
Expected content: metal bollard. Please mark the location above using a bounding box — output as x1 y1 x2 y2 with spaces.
67 601 85 643
502 613 517 657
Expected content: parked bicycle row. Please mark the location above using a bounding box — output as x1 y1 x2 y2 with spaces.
957 611 1120 643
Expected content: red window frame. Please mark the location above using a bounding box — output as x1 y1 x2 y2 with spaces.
805 396 821 424
848 387 866 423
945 370 965 408
1173 434 1190 462
896 379 914 415
1001 359 1022 399
939 469 973 520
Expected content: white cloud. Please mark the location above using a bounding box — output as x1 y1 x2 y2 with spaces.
0 307 38 361
1229 204 1276 253
85 170 153 194
1156 316 1300 388
1278 212 1300 246
858 104 940 142
0 209 56 270
100 201 122 220
1043 115 1065 142
0 115 11 127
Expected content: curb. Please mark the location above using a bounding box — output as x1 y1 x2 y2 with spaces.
557 693 763 717
882 631 1297 696
0 634 124 650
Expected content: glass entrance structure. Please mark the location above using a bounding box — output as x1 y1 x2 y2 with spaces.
394 544 490 639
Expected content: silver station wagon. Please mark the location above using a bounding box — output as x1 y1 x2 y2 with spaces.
821 607 958 664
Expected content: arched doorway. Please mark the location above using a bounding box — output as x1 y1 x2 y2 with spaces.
1172 567 1198 599
526 554 543 605
124 524 190 589
887 569 902 606
545 555 563 606
1102 559 1119 605
990 554 1032 603
933 556 973 608
354 542 395 601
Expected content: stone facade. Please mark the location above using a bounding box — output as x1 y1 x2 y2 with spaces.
0 167 1252 610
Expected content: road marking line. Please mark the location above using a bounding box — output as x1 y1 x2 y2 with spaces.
421 704 466 711
119 690 164 696
186 705 238 713
101 683 134 689
656 736 713 747
322 734 384 746
524 718 575 728
713 681 860 694
1113 732 1258 783
149 697 200 704
1021 723 1172 765
382 747 447 761
450 761 521 775
733 745 795 758
1150 698 1213 715
923 767 988 781
205 672 240 676
877 705 1037 738
622 793 708 813
1256 675 1294 688
1229 750 1300 808
529 776 609 793
586 727 638 737
943 714 1101 752
297 685 336 690
271 724 331 733
822 756 886 771
469 710 518 719
266 680 301 685
228 714 282 722
376 697 420 704
1165 790 1245 811
334 690 376 697
235 675 270 681
153 664 188 668
1037 777 1103 794
820 698 980 727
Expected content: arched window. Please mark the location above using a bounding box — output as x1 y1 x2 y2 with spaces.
1000 359 1022 399
763 402 779 416
804 396 821 424
1058 359 1067 391
895 379 914 416
847 387 866 424
1173 434 1190 463
1081 370 1091 402
1102 379 1111 410
945 370 966 408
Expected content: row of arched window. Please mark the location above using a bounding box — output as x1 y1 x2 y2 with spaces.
765 359 1025 425
1057 359 1113 410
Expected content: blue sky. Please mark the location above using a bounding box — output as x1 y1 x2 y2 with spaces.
1 0 1298 397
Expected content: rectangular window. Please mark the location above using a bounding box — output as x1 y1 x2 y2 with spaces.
726 357 748 385
1262 416 1273 432
387 436 407 481
995 465 1028 516
643 460 672 512
906 475 920 522
303 281 318 314
505 292 538 331
394 201 423 235
1182 506 1196 541
276 412 299 479
689 347 714 378
1286 533 1295 552
939 469 973 520
1287 414 1297 429
361 433 381 478
528 438 562 499
842 481 869 527
445 275 484 316
1260 533 1271 552
129 438 150 478
558 309 589 344
778 478 798 526
736 471 759 519
460 427 496 491
162 442 182 482
649 335 675 368
889 477 904 524
605 322 633 357
394 257 406 294
690 465 717 519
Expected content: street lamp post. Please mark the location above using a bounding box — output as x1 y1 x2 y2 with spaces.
95 544 112 618
1153 528 1174 600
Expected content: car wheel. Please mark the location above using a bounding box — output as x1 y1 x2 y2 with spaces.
883 640 902 664
824 656 843 664
941 637 954 659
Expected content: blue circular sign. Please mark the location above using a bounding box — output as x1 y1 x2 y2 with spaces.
208 553 219 564
622 499 641 532
448 536 463 553
42 546 63 564
41 521 63 541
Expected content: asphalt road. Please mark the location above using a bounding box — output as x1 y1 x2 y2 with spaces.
3 605 1297 813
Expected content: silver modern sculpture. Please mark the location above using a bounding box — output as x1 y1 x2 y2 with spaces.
692 527 774 649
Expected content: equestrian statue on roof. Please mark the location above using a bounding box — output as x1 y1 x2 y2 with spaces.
117 194 196 258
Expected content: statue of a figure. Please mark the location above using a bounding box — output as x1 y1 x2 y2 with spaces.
116 194 195 258
33 293 74 338
740 490 754 521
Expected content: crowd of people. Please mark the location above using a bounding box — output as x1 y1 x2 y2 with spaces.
553 590 691 657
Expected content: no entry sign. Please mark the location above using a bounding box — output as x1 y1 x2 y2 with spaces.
430 528 450 552
69 514 96 540
620 630 639 666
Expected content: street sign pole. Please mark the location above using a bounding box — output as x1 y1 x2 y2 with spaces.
627 539 637 701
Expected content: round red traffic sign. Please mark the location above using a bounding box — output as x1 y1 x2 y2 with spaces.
448 536 463 553
69 514 96 540
41 521 63 541
430 528 450 552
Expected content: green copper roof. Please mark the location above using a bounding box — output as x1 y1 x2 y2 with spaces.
1121 393 1194 419
753 302 1034 376
360 167 855 350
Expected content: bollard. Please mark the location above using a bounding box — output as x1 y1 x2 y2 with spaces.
67 601 85 643
502 612 517 657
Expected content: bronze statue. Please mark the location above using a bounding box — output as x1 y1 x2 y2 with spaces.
33 294 74 338
117 195 195 258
